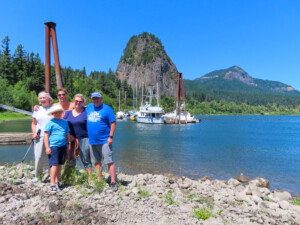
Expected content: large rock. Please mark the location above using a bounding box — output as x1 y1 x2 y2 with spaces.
227 178 240 187
273 191 292 201
249 177 270 189
235 173 250 184
116 32 178 97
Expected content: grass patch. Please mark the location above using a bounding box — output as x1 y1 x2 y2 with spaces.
134 186 152 201
292 197 300 206
185 194 214 208
0 111 30 122
192 207 213 220
161 190 178 205
61 162 106 194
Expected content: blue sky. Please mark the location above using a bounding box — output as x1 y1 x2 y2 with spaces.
1 1 300 89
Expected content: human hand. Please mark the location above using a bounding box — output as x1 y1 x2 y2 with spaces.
108 137 113 146
46 147 51 155
74 149 80 159
34 105 39 111
69 135 75 142
33 132 39 139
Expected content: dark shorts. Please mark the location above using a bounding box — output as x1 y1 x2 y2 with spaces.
48 145 67 167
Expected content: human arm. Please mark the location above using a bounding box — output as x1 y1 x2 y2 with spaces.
44 132 51 155
31 118 39 139
108 121 116 146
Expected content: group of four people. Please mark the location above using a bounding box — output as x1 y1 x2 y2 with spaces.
31 89 117 192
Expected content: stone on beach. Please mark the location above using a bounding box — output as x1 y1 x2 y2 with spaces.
235 173 250 184
0 164 298 225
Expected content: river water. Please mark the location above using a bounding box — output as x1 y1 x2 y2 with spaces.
0 116 299 195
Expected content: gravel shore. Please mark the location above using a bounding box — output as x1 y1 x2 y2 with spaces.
0 164 299 225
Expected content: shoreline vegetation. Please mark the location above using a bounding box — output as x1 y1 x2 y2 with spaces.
0 110 299 123
0 163 299 224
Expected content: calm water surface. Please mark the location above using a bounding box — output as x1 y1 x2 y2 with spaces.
0 116 299 195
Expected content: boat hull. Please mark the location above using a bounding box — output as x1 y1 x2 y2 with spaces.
136 116 164 124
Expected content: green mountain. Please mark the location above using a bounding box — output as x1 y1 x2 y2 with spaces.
184 66 300 106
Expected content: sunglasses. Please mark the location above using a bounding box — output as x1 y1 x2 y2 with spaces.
75 100 83 103
58 93 66 97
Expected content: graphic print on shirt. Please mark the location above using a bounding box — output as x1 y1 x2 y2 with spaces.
88 111 101 122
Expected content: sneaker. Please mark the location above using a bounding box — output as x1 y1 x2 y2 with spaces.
110 182 118 192
31 177 38 183
55 182 62 190
50 186 57 192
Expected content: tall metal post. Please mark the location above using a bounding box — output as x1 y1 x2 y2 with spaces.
176 73 181 123
180 74 187 118
175 73 187 124
45 24 51 93
44 22 63 93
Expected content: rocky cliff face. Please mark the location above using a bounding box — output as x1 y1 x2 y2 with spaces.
116 33 178 97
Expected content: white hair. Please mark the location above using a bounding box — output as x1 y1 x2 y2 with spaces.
73 93 86 104
38 91 53 104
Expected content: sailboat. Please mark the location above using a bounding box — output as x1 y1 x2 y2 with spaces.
136 83 165 124
116 90 124 119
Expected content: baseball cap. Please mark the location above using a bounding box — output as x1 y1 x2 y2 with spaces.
91 92 102 98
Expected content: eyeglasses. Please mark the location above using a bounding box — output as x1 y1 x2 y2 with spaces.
58 93 66 97
74 100 83 103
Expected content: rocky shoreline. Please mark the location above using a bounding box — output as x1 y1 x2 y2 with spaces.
0 164 299 225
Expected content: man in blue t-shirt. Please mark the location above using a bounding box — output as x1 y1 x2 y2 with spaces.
86 91 117 192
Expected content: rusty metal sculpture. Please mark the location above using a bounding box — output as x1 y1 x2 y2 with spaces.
44 22 63 93
175 73 187 124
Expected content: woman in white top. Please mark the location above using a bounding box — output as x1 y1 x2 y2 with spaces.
31 91 53 183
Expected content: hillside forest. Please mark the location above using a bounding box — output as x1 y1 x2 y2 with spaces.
0 36 300 115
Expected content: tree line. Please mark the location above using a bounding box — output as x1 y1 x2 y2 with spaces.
0 36 299 115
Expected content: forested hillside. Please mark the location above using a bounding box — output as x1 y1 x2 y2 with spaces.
0 36 133 112
1 36 300 115
184 66 300 107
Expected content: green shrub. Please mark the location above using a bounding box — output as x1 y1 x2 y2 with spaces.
192 208 213 220
292 197 300 206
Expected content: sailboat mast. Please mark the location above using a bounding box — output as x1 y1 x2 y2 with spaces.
141 83 144 107
157 82 159 107
118 90 120 112
136 83 138 111
132 88 134 110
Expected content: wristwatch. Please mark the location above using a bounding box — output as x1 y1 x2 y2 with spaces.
109 136 113 139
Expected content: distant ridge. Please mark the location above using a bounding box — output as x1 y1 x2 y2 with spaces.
195 66 296 92
184 66 300 106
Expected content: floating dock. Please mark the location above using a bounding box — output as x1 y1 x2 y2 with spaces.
0 133 32 145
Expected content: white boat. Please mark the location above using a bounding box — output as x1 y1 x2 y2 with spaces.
136 105 165 124
162 110 199 123
136 83 165 124
116 111 124 119
122 112 131 120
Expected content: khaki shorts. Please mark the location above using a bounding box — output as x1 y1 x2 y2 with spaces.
90 143 113 164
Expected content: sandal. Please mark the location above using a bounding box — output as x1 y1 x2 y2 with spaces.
50 186 57 192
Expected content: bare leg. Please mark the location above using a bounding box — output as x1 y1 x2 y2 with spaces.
108 163 116 183
55 165 62 183
85 167 92 182
50 166 58 186
95 162 102 182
